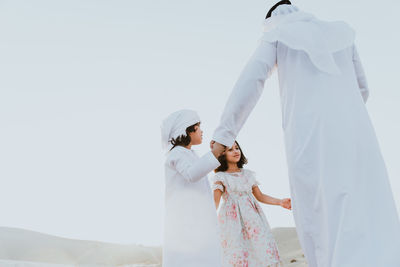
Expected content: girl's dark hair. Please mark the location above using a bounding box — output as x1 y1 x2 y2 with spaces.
170 122 200 150
266 0 292 19
215 141 248 173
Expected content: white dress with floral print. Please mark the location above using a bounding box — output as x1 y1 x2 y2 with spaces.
211 169 281 267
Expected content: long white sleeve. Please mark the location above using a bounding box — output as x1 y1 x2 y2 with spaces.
352 45 369 103
170 151 220 183
213 41 277 147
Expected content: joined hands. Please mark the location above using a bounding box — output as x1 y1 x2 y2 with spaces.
280 198 292 210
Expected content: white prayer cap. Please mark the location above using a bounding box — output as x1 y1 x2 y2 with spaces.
271 4 299 16
161 109 201 150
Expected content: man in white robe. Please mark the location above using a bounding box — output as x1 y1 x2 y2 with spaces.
212 3 400 267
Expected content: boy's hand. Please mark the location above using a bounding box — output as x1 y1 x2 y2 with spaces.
280 198 292 210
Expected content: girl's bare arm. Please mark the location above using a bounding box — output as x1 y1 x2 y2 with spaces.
252 186 291 210
213 181 224 209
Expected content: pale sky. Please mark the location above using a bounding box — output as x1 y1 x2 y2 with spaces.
0 0 399 246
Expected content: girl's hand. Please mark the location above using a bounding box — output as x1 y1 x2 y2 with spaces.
280 198 292 210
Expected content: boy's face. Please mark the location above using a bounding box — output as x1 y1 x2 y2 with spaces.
189 125 203 145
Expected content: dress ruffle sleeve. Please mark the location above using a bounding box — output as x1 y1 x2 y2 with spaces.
210 173 225 192
245 169 261 188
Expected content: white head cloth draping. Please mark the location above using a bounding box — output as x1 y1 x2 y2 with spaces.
161 109 201 150
262 4 355 74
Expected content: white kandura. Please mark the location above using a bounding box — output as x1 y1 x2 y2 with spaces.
163 145 221 267
213 4 400 267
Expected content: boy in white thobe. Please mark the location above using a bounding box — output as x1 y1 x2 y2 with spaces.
161 109 223 267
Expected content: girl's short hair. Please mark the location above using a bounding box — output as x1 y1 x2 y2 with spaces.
215 141 248 172
170 122 200 150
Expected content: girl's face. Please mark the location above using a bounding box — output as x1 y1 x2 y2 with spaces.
189 125 203 145
225 142 241 164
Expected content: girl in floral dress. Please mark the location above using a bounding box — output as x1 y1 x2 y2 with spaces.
211 141 291 267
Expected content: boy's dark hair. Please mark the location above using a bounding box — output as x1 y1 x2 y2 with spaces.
266 0 292 19
170 122 200 150
215 141 248 173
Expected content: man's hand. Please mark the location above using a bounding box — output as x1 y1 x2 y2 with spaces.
210 140 225 158
210 140 215 150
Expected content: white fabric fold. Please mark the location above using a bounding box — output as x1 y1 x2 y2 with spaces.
163 147 221 267
167 149 220 183
262 5 355 74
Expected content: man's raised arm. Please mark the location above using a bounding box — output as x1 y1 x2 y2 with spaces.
212 41 277 147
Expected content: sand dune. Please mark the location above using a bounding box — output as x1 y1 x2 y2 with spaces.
0 227 306 266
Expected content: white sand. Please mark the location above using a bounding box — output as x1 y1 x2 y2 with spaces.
0 227 307 266
273 228 307 267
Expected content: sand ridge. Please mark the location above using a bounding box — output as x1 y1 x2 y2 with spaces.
0 227 306 266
